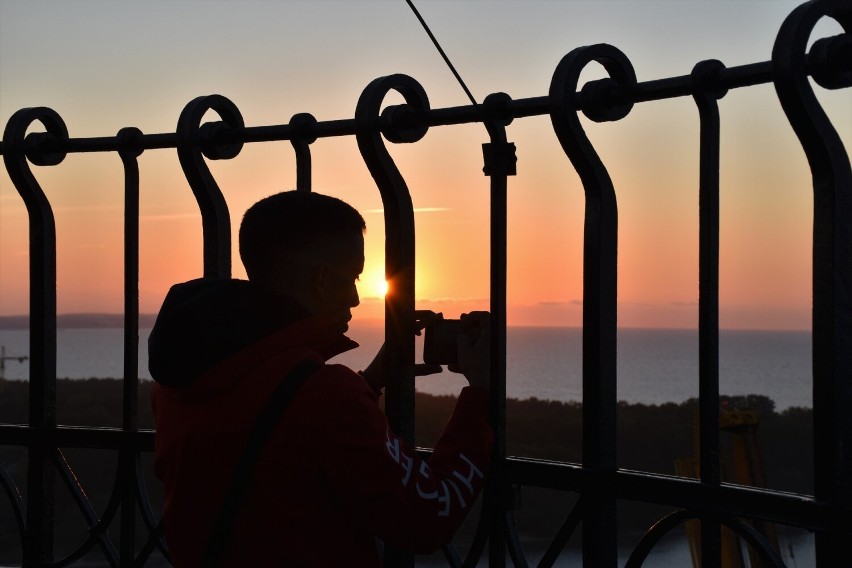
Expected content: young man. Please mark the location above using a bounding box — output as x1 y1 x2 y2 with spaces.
149 190 493 566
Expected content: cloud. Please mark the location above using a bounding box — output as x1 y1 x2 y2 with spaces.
362 207 451 214
140 213 198 221
417 297 489 304
54 205 122 212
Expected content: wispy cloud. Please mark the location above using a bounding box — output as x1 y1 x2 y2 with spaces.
363 207 451 214
416 297 489 304
140 213 198 221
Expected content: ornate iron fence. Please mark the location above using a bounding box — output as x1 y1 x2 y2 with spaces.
1 0 850 566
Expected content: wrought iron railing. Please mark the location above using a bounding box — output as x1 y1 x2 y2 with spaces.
1 0 850 566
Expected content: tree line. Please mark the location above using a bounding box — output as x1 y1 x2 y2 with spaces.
0 378 812 564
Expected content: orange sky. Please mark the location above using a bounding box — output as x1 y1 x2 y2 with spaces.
1 1 849 330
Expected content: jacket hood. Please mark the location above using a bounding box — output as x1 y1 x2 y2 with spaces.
148 278 314 388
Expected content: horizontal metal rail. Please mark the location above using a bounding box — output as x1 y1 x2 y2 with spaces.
1 424 844 535
0 58 802 158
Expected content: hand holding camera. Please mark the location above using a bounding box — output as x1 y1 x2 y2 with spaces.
424 311 491 392
360 311 446 393
361 311 491 393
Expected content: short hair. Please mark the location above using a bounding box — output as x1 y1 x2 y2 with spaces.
239 191 366 281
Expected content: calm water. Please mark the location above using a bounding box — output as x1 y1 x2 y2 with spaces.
0 324 811 410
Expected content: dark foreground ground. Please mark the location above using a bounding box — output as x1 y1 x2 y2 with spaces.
0 379 812 565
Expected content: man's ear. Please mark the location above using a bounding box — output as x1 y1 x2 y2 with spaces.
311 262 331 300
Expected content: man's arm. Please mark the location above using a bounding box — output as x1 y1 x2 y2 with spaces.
319 374 492 553
324 311 493 552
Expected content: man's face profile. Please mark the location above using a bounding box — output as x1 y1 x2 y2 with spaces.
239 191 368 333
309 233 364 333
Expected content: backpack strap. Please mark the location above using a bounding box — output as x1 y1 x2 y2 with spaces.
201 358 321 567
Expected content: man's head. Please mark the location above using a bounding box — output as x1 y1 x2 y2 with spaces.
239 191 366 332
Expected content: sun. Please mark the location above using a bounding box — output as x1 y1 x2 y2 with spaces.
358 270 389 298
375 277 389 297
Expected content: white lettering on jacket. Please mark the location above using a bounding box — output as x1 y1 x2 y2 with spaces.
452 453 483 494
385 429 485 517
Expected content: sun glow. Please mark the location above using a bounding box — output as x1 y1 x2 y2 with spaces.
377 278 389 297
359 271 389 299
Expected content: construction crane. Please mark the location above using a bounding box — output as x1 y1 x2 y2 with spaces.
675 406 781 568
0 345 28 380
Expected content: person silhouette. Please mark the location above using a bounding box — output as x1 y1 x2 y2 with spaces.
149 190 492 566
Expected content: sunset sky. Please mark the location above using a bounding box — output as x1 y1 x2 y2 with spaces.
0 0 849 330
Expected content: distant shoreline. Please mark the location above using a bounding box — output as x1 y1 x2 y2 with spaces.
0 313 159 329
0 313 810 333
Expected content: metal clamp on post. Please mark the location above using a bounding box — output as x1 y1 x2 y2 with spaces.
482 140 517 177
481 92 517 177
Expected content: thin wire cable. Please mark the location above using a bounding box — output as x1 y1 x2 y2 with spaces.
405 0 485 118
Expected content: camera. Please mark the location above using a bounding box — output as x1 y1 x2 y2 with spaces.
423 313 481 366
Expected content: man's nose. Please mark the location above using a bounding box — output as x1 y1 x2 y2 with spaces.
351 285 360 308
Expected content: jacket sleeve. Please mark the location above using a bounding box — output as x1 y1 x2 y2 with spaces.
319 368 493 553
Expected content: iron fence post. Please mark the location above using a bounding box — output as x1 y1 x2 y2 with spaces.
3 107 67 567
355 74 429 568
772 1 852 564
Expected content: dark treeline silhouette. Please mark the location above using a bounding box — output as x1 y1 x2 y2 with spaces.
417 390 812 493
0 379 812 563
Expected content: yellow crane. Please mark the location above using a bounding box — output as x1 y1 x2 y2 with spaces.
675 407 781 568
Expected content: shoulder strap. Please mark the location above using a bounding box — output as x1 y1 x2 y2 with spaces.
201 358 321 567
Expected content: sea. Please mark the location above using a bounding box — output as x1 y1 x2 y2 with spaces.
0 324 813 410
0 325 817 566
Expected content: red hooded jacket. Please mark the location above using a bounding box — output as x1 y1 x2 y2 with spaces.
150 279 493 566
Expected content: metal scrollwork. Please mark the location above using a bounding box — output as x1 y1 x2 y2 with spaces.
549 44 636 567
50 450 120 567
3 106 68 564
355 74 428 568
134 457 170 564
536 498 584 568
624 510 786 568
354 73 428 439
2 107 66 413
177 95 245 279
772 0 852 563
0 463 26 561
505 510 530 568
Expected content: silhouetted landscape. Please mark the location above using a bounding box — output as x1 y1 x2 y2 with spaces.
0 379 813 564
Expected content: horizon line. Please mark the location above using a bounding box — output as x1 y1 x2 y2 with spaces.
0 312 811 333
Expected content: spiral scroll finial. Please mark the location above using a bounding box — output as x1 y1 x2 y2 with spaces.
549 44 636 566
772 0 852 562
176 94 245 279
3 105 69 563
355 74 429 430
2 106 68 393
354 72 431 567
549 44 636 187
